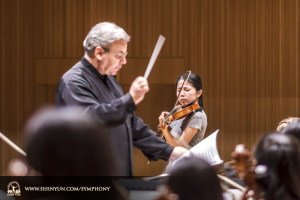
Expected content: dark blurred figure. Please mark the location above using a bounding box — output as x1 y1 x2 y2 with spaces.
19 107 128 200
254 133 300 200
24 107 116 176
163 157 223 200
277 117 300 132
282 119 300 142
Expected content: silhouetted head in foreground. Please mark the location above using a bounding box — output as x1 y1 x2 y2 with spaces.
282 119 300 143
254 133 300 200
277 117 300 132
24 107 116 176
166 157 223 200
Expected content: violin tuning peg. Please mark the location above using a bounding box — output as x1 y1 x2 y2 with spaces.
157 126 161 131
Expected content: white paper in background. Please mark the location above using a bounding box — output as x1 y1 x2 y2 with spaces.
171 130 223 168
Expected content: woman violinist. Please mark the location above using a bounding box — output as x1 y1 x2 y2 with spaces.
158 72 207 148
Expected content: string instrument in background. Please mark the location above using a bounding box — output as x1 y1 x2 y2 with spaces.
231 144 264 199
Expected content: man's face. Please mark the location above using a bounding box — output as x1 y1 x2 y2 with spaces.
99 39 128 76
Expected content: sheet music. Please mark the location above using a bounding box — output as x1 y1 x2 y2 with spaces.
171 130 223 168
144 35 165 79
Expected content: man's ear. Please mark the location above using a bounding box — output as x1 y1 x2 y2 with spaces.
197 90 202 98
94 46 105 61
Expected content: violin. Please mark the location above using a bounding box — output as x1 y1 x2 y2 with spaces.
158 103 200 130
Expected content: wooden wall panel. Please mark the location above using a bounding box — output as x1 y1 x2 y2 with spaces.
34 58 184 85
1 0 300 176
0 0 4 172
0 0 24 174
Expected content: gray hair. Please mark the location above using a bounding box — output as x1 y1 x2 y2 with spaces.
83 22 130 57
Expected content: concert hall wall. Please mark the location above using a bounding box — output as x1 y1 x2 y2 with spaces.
1 0 300 176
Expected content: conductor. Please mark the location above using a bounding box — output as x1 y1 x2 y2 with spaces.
55 22 187 176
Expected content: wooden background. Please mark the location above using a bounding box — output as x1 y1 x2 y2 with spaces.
1 0 300 176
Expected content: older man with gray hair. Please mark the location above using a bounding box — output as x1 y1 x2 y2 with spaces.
55 22 187 176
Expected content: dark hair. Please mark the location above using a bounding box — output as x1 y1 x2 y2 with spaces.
254 133 300 200
25 107 116 176
167 157 223 200
176 73 204 109
277 117 300 132
282 120 300 142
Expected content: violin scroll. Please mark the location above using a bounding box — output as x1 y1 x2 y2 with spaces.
232 144 263 199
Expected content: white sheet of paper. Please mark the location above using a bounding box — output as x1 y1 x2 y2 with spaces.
144 35 165 79
172 130 223 167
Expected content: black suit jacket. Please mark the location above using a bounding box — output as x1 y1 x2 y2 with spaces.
55 57 174 176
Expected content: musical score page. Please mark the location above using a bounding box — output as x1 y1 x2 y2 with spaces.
171 130 223 168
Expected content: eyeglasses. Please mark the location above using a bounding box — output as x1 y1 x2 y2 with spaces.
102 47 128 60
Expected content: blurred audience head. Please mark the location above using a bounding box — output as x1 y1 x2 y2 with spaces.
277 117 300 132
24 106 116 176
282 120 300 143
166 157 223 200
254 133 300 200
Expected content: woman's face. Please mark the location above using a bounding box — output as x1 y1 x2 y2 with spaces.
176 80 202 107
